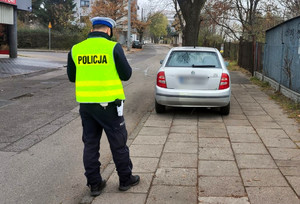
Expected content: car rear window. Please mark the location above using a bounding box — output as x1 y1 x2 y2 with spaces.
165 51 221 68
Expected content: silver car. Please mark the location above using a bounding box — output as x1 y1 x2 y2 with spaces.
155 47 231 115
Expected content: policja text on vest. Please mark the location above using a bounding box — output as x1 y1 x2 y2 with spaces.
78 54 108 65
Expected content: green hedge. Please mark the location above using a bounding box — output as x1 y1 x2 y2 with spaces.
18 28 87 50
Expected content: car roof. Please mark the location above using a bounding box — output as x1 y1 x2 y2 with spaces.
170 46 219 52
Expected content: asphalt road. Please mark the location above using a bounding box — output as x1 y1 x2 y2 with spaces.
0 44 170 203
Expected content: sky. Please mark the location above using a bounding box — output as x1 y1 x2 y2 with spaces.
137 0 174 17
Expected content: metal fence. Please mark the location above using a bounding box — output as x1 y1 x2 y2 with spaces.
223 42 239 61
220 40 264 75
263 16 300 94
237 40 264 75
220 16 300 95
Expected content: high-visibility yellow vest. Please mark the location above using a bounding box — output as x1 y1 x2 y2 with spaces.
72 37 125 103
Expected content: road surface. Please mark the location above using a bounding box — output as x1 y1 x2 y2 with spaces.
0 44 170 204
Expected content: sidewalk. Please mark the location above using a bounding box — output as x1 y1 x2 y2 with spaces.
0 47 136 78
0 55 64 78
89 81 300 204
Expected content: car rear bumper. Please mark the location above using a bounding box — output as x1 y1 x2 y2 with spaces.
155 86 231 107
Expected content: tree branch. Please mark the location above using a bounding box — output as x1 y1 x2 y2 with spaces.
172 0 184 32
205 7 240 40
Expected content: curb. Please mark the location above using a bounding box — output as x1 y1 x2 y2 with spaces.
18 49 69 53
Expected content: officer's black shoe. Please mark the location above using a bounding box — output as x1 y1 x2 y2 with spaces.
119 175 140 191
90 180 106 197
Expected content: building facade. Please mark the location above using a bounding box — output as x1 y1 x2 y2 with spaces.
73 0 93 24
73 0 138 45
0 0 31 58
162 10 182 46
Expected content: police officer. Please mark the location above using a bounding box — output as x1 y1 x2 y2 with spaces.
67 17 140 197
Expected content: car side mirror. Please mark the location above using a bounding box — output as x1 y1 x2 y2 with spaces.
160 60 163 64
225 61 229 67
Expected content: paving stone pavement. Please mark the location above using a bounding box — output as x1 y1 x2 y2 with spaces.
90 82 300 204
0 55 64 78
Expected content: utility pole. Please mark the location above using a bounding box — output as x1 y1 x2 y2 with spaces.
127 0 131 51
48 22 52 50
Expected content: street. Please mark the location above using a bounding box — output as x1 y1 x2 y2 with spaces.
0 44 170 203
0 44 300 204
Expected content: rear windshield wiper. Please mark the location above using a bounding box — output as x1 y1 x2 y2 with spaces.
192 64 216 68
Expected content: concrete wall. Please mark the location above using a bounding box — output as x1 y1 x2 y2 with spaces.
255 71 300 103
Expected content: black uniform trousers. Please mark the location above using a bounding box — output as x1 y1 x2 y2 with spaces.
79 103 133 186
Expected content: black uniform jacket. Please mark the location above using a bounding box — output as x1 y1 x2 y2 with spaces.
67 32 132 83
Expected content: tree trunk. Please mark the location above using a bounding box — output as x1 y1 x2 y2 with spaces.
177 0 206 46
182 19 201 46
139 32 144 42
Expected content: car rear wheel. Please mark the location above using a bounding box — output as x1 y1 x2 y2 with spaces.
220 103 230 115
155 100 166 113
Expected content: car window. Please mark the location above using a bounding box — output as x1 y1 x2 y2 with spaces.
165 51 221 68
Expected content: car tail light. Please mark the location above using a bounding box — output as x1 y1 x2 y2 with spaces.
219 73 230 90
157 71 167 88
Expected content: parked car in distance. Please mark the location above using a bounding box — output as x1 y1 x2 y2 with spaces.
155 47 231 115
132 40 143 49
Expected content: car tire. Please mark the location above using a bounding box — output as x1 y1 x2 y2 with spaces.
155 100 165 113
220 103 230 115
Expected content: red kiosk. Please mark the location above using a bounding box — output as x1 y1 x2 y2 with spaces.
0 0 31 58
0 0 16 55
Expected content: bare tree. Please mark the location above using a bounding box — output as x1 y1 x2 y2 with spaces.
205 0 281 41
238 0 261 40
171 0 184 34
283 49 293 88
279 0 300 19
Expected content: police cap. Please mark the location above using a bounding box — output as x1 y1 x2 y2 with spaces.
91 17 116 28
